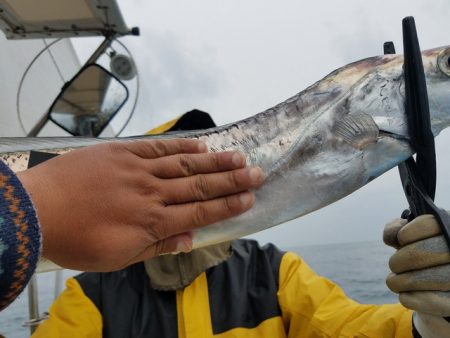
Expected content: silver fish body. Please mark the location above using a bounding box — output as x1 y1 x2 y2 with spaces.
2 47 450 267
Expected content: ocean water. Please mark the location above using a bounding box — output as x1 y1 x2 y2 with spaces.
0 240 397 337
290 240 397 305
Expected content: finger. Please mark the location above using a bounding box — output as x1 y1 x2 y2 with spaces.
398 214 441 246
122 139 208 159
383 218 408 248
399 291 450 316
161 167 263 204
389 236 450 273
128 233 193 264
159 191 255 237
386 264 450 293
149 151 247 178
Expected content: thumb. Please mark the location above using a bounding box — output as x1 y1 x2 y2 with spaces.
129 233 193 264
383 218 408 249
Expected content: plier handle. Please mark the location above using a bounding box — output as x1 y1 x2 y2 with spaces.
384 17 450 248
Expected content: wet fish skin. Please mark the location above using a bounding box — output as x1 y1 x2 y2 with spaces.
1 46 450 259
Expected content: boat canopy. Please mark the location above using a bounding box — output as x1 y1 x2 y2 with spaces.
0 0 131 39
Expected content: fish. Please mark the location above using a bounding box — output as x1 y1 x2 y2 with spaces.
2 46 450 272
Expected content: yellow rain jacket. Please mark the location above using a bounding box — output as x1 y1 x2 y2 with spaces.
32 240 414 338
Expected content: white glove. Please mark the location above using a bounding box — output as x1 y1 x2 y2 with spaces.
413 312 450 338
383 214 450 338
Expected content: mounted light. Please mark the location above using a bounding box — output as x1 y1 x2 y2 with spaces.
0 0 131 39
110 53 136 81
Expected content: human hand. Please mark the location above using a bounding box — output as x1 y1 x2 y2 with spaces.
383 214 450 338
17 139 264 271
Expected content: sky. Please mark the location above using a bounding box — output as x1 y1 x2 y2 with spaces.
77 0 450 247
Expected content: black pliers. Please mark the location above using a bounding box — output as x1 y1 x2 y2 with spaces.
384 17 450 248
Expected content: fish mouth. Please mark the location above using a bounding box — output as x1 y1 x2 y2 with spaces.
379 129 411 143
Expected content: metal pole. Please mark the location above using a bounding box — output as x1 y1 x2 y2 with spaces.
27 113 49 137
27 275 39 335
83 35 114 66
54 270 64 300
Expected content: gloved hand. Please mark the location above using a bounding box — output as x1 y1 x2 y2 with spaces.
383 214 450 338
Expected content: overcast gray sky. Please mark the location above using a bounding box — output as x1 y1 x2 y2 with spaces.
82 0 450 247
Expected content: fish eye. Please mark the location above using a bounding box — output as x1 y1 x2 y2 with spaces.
437 49 450 76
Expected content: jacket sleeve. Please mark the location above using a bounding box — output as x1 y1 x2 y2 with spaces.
32 277 102 338
278 251 414 338
0 161 41 311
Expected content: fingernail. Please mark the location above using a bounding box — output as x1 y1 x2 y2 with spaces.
249 167 263 184
239 192 255 206
176 239 192 253
232 152 246 167
197 142 208 153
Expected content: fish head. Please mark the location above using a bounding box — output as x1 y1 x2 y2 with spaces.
424 46 450 136
357 46 450 142
347 46 450 184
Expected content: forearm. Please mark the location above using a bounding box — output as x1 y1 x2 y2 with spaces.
0 161 40 311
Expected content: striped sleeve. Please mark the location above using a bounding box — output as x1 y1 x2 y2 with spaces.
0 161 41 311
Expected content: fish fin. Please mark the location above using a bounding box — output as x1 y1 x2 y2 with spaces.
334 113 379 149
0 137 107 153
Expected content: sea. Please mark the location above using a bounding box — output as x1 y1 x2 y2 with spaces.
0 240 397 337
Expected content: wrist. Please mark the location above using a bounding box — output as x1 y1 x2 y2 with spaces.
414 312 450 338
17 168 54 260
0 163 41 310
